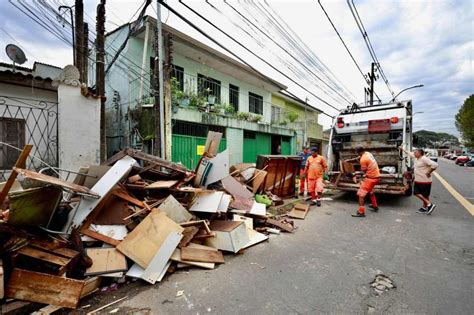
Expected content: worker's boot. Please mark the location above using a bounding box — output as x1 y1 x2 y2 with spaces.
316 199 321 207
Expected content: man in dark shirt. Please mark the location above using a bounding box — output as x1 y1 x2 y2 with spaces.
298 146 311 196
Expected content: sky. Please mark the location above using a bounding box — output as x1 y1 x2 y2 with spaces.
0 0 472 135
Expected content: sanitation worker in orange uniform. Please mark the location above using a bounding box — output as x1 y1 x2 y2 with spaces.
304 146 327 206
346 146 381 217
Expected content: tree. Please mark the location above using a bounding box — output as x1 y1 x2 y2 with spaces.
414 130 459 148
455 95 474 148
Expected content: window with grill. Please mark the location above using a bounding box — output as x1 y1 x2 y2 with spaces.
0 118 25 169
172 120 226 138
271 105 282 123
229 84 239 111
198 74 221 103
249 92 263 115
172 65 184 91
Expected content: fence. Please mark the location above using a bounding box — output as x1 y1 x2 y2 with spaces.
0 95 58 181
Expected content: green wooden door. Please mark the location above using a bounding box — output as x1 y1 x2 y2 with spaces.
172 134 226 170
243 132 271 163
281 136 291 155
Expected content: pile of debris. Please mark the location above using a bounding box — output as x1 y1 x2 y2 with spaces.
0 132 307 312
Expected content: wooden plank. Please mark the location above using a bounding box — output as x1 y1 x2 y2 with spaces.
81 277 101 298
145 180 179 189
252 169 267 194
209 220 243 232
178 226 200 248
204 131 222 156
80 228 120 246
31 304 62 315
6 269 84 309
13 168 98 197
116 211 184 269
17 246 71 270
125 148 188 173
170 244 216 269
112 189 145 207
221 175 254 199
85 248 127 276
181 247 225 264
0 144 32 206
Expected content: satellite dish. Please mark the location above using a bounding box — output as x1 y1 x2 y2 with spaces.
5 44 27 71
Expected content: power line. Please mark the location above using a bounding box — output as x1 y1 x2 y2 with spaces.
170 0 339 116
219 0 353 106
347 0 395 98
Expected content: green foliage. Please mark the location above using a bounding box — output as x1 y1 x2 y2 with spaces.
455 94 474 148
286 111 299 123
249 114 263 122
236 112 251 120
414 130 459 148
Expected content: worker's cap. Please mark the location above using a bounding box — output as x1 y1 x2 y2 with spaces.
355 146 364 153
311 146 319 152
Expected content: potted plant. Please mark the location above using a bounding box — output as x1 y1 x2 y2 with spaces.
250 114 263 123
286 111 299 123
236 111 251 121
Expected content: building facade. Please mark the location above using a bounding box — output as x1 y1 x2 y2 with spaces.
101 16 324 168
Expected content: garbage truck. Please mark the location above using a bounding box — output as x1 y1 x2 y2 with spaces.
326 100 415 195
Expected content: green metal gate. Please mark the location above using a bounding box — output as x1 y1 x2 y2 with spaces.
281 136 291 155
172 134 226 170
243 131 271 163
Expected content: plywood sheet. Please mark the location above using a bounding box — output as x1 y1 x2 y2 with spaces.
217 194 231 213
209 220 243 232
221 175 253 199
204 131 222 156
181 247 225 264
287 203 310 220
170 243 216 269
6 269 84 309
204 150 230 185
93 196 131 225
145 180 179 189
85 248 127 276
252 169 267 193
158 195 192 223
189 191 224 213
116 211 184 268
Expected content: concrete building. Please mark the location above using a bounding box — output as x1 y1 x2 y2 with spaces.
100 16 324 168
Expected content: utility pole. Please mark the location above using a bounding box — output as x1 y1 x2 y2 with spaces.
153 1 165 158
304 97 308 148
83 23 89 85
368 62 377 106
96 0 106 161
75 0 84 82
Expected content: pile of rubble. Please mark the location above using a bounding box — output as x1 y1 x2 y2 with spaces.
0 132 310 312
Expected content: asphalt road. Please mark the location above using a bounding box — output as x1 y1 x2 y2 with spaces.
87 165 473 315
435 157 474 201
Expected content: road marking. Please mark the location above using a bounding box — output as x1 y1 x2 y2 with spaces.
433 172 474 216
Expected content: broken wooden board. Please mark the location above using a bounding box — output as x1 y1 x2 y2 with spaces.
116 211 184 269
6 269 84 309
221 175 254 199
252 169 267 193
205 220 250 253
14 168 98 197
203 149 230 186
92 196 131 225
89 224 128 241
66 156 137 233
181 247 225 264
204 131 222 156
266 218 294 233
0 144 32 206
189 191 224 213
158 195 192 223
179 226 200 248
7 186 62 226
287 203 310 220
17 246 71 274
85 248 127 276
170 243 217 269
145 180 179 189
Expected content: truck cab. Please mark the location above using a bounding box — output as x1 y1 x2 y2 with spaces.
326 100 414 195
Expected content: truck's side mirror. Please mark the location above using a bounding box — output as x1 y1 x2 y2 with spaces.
413 135 419 146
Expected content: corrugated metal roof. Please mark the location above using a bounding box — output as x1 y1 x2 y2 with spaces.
0 61 62 81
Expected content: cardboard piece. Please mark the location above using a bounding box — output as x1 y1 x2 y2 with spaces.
181 247 225 264
6 269 84 309
288 203 310 219
189 191 224 213
117 211 184 268
85 248 127 276
203 149 230 186
158 195 192 223
205 220 250 253
221 175 254 199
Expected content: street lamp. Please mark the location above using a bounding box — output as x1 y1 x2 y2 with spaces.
390 84 424 102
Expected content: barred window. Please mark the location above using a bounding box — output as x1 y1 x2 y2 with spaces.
172 65 184 91
249 92 263 115
0 118 25 168
229 84 239 111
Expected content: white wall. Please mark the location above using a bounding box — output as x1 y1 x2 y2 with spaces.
57 84 100 172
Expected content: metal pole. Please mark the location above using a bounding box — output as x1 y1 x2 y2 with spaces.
75 0 84 82
96 0 106 161
369 62 375 106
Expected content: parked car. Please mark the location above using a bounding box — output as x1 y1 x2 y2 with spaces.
465 157 474 167
450 154 458 160
456 155 471 165
425 149 438 162
444 153 452 159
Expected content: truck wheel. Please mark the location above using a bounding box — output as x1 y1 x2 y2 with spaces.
404 184 413 196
